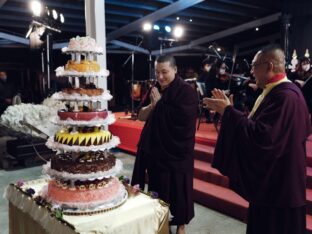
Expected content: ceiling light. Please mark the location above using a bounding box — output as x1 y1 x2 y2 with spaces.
30 0 42 17
60 13 65 23
143 22 152 31
165 26 171 33
189 19 193 22
153 24 160 30
176 17 180 20
52 9 58 20
255 27 259 31
173 26 184 38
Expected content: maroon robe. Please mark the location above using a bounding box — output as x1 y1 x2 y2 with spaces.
131 76 198 225
212 82 311 233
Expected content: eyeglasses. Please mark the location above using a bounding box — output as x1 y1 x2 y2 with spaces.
250 61 270 69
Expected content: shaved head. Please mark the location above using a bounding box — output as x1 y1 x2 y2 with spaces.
257 46 285 74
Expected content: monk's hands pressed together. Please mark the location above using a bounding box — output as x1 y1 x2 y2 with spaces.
150 87 161 108
203 89 233 115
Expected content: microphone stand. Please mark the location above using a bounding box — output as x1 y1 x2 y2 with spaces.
122 38 143 120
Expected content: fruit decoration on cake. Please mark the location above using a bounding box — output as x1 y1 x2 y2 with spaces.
43 36 126 215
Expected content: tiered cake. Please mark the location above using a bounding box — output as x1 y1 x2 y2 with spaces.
43 36 126 215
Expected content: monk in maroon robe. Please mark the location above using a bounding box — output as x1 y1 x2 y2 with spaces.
131 54 198 234
203 45 311 234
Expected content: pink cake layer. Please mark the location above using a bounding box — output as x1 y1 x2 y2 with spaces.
47 177 120 204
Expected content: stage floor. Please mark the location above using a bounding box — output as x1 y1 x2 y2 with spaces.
110 112 218 153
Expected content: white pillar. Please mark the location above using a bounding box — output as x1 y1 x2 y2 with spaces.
85 0 107 109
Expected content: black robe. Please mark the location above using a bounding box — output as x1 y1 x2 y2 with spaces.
131 76 198 225
212 82 311 233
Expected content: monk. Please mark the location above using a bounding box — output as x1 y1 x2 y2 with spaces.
203 45 311 234
131 54 198 234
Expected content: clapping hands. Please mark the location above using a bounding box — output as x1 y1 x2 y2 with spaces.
203 89 233 115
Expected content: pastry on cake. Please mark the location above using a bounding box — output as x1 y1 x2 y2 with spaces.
65 36 103 53
65 60 100 73
62 87 103 96
46 177 122 209
55 127 112 146
51 151 116 174
58 109 108 121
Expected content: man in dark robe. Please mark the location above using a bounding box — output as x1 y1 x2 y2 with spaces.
203 45 311 234
131 54 198 234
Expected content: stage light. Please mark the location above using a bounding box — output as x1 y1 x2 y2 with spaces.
153 24 160 30
217 47 221 52
189 18 193 22
143 22 152 31
165 26 171 33
173 26 184 38
30 0 42 17
60 13 65 23
176 17 180 20
52 9 58 20
255 27 259 31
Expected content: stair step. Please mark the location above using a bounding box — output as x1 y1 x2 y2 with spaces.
194 160 229 187
307 214 312 234
193 178 248 222
194 143 214 163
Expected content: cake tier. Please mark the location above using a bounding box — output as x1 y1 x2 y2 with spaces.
62 87 103 96
46 177 123 209
58 110 108 121
53 111 115 127
51 90 112 101
55 127 112 146
62 36 103 54
65 60 100 73
46 135 120 152
42 159 123 181
51 151 115 174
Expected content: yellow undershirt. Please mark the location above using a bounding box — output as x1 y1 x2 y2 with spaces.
248 77 291 119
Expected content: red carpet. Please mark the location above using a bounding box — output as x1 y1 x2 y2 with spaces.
110 112 312 232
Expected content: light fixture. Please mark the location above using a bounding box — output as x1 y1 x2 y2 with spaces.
60 13 65 23
143 22 152 31
153 24 160 30
30 0 42 17
176 17 180 20
217 47 221 52
52 9 58 20
173 26 184 38
255 27 259 31
165 26 171 33
189 18 193 22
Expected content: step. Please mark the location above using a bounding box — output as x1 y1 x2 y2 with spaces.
194 143 214 163
307 214 312 234
194 160 229 187
193 178 248 222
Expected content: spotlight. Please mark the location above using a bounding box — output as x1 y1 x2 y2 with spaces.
30 0 42 17
52 9 58 20
173 26 184 38
189 19 193 22
60 13 65 23
176 17 180 20
153 24 160 31
143 22 152 31
217 47 221 52
165 26 171 33
255 27 259 31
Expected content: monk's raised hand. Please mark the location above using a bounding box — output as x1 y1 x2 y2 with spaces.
150 87 161 107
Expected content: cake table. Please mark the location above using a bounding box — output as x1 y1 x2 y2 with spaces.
5 179 169 234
